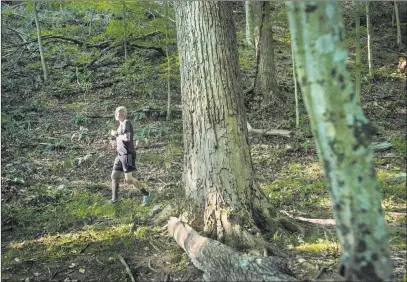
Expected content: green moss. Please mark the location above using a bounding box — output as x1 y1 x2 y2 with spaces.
134 226 149 240
390 136 407 155
294 240 340 254
377 169 407 202
389 230 407 250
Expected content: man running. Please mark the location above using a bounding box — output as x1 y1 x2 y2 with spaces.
109 106 151 205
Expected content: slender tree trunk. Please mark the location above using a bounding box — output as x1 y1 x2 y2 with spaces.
122 1 128 62
394 0 402 47
392 3 395 27
355 1 362 103
287 1 394 281
253 2 280 106
245 1 253 47
366 1 373 77
166 0 171 121
291 40 299 129
33 1 48 82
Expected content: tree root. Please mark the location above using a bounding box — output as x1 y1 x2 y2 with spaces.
167 217 297 281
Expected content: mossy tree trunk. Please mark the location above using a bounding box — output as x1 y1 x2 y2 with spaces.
174 1 288 245
253 2 280 106
33 1 48 82
287 1 394 281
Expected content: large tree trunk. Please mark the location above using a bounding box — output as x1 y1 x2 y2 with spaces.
175 1 257 242
174 1 299 249
253 2 281 106
287 1 394 281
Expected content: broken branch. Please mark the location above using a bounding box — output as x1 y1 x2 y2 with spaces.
118 255 136 282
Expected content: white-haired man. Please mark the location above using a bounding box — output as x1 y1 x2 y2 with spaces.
110 106 151 205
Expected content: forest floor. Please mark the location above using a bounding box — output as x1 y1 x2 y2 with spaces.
2 18 407 282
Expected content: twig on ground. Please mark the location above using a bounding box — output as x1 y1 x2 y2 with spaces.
50 268 66 281
79 243 90 254
148 258 160 273
118 255 136 282
150 242 161 252
313 262 334 280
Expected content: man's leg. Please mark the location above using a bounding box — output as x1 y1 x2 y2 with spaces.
124 172 151 206
124 172 149 195
111 170 122 202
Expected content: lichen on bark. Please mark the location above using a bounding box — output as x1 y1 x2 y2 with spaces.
287 1 394 280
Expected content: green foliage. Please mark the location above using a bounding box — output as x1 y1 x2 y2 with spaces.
262 162 328 208
43 139 66 152
71 126 90 142
390 136 407 155
134 125 162 142
164 140 182 170
76 153 92 166
1 107 34 135
133 112 147 121
134 226 149 240
71 113 89 125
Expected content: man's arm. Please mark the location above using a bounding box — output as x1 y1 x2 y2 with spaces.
117 133 130 141
110 130 130 141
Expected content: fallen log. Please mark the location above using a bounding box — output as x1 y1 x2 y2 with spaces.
167 217 297 281
372 141 393 152
247 122 292 138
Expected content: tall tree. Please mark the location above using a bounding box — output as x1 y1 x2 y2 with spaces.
287 1 394 281
253 2 280 106
175 1 256 241
32 0 48 82
173 3 298 279
174 1 293 245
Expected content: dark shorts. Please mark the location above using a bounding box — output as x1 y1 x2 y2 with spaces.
113 153 136 172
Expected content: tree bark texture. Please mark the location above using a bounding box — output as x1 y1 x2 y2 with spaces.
287 1 394 281
175 2 257 241
167 217 296 281
253 2 280 105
